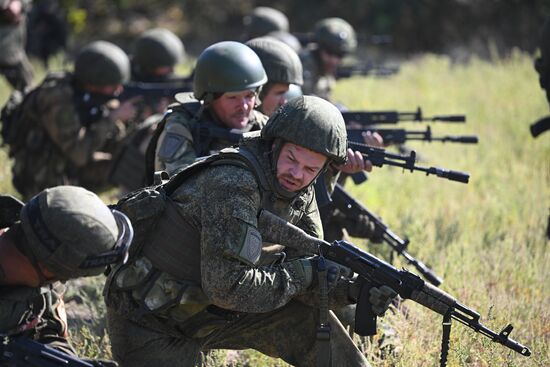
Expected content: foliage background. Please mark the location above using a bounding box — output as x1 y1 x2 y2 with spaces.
1 1 549 366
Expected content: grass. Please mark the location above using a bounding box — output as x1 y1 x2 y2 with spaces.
1 50 548 366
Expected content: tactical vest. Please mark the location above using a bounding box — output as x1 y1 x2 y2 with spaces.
144 98 267 184
106 139 316 330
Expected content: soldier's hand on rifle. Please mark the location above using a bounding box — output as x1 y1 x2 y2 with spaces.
338 148 373 174
110 96 142 123
291 256 353 290
362 130 385 148
345 214 384 243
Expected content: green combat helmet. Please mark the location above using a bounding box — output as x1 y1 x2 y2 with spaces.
314 17 357 56
245 37 303 86
74 40 131 86
266 30 302 53
19 186 133 280
193 41 267 101
262 95 347 165
243 6 289 39
132 28 185 76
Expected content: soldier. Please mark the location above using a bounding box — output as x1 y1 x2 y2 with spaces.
266 30 302 53
245 36 303 117
242 6 289 40
150 41 269 177
300 17 357 101
0 0 34 90
0 185 133 366
3 40 138 200
105 96 396 366
108 28 187 192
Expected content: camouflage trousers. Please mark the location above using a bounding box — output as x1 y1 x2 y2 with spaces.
106 300 371 367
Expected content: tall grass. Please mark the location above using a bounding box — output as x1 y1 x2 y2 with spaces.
1 51 547 366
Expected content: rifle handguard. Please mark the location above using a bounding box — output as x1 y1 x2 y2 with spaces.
431 115 466 122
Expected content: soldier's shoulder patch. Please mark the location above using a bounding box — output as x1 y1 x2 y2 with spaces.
237 225 262 266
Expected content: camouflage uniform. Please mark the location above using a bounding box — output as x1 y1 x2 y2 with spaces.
0 186 133 366
8 72 125 200
105 96 371 367
0 0 34 90
154 98 268 175
300 46 335 101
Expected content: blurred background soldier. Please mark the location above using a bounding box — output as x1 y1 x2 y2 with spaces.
0 0 34 91
1 40 138 200
242 6 289 41
0 185 133 366
266 30 302 53
149 40 268 177
108 28 187 192
300 17 357 101
245 36 303 117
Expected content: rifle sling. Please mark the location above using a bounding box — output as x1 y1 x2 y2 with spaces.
439 308 453 367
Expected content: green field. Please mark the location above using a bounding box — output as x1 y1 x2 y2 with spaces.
1 51 548 366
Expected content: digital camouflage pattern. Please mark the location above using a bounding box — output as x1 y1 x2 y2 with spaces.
0 0 33 90
8 72 125 199
261 95 347 165
20 186 120 280
154 98 268 175
105 135 370 366
300 46 336 101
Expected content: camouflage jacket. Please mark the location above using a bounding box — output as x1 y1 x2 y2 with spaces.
107 136 324 334
10 72 124 199
299 46 335 101
154 97 269 175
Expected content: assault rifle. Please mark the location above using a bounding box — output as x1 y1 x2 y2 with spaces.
348 140 470 184
331 184 443 286
336 63 400 79
258 210 532 365
347 126 479 145
120 77 193 102
342 107 466 126
0 337 94 366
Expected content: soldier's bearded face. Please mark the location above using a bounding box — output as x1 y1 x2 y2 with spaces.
275 142 327 192
211 90 257 129
261 83 289 117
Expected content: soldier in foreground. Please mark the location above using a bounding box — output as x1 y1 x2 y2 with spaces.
1 40 138 200
150 41 269 176
105 96 396 366
0 0 34 90
300 17 357 101
0 185 134 366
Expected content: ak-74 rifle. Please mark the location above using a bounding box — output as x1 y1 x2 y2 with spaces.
120 77 193 103
342 106 466 126
0 336 94 366
347 140 470 184
330 184 443 286
258 210 532 366
347 126 479 145
336 63 400 79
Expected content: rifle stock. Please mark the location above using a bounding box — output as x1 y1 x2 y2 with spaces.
257 210 532 358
